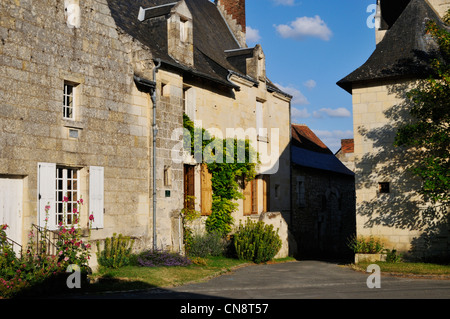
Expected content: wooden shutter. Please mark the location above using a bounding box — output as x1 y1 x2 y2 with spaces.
243 178 252 216
251 178 258 214
89 166 104 229
201 164 212 215
256 101 263 136
184 165 195 210
38 163 56 230
184 87 196 121
263 175 270 212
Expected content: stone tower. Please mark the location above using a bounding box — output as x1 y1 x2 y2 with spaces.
376 0 450 43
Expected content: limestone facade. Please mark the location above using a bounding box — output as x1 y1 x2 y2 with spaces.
0 0 293 264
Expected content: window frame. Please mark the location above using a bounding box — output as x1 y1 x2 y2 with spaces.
63 82 77 120
56 166 79 227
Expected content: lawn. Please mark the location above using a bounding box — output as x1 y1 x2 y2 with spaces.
352 261 450 277
86 256 251 294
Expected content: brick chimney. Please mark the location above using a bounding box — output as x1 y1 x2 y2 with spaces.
215 0 247 47
340 139 354 154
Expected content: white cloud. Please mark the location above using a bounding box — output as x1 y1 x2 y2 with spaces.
313 107 351 118
271 0 296 6
246 26 261 44
292 107 311 119
275 83 309 106
274 16 332 41
314 129 354 153
303 79 316 90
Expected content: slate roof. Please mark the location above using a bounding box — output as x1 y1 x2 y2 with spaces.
106 0 289 95
291 124 354 176
337 0 449 93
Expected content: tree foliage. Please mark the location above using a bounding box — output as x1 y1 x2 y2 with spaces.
394 14 450 205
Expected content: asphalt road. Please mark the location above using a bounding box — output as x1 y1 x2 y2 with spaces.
80 260 450 300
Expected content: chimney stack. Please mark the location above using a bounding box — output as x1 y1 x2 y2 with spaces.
215 0 246 47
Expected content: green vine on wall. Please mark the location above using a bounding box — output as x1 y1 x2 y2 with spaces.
183 114 260 237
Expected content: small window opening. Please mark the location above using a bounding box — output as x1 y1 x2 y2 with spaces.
379 182 390 194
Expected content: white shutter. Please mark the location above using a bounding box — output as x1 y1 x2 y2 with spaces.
185 87 196 121
38 163 56 230
89 166 104 229
256 101 264 137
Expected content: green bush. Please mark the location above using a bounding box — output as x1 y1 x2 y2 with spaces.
187 231 228 258
96 233 135 269
233 219 282 264
347 235 385 254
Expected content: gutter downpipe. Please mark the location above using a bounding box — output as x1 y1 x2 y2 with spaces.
151 58 161 251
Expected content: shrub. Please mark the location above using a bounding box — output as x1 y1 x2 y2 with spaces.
187 231 228 258
96 233 135 269
233 219 282 264
136 249 192 267
386 249 403 263
347 235 385 254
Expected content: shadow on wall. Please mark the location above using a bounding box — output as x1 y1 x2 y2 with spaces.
355 80 449 262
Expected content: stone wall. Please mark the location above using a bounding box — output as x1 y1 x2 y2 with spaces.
291 166 355 260
0 0 171 260
352 80 450 260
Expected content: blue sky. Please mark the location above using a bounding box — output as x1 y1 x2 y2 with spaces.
245 0 377 153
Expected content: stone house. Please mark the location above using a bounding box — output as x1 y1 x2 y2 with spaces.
0 0 292 264
290 124 355 260
337 0 450 260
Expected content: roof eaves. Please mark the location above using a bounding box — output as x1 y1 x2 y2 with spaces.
157 58 240 89
138 2 178 21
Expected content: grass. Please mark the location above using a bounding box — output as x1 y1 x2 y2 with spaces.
84 256 297 294
86 256 251 294
352 261 450 277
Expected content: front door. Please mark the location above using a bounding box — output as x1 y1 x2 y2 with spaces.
0 177 23 254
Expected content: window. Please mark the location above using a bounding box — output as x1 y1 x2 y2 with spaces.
274 184 280 199
297 177 305 207
56 167 79 226
63 82 75 120
38 163 104 230
379 182 390 194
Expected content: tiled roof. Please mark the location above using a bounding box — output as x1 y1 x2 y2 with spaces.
337 0 449 93
291 124 332 155
106 0 289 95
291 124 354 176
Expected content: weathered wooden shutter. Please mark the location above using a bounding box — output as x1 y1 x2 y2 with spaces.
263 175 270 212
184 165 195 210
89 166 104 229
38 162 56 230
201 164 212 216
243 178 252 216
251 178 258 214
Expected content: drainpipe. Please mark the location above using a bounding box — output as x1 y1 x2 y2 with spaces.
151 59 161 251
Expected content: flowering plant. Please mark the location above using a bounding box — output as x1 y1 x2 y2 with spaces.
0 197 94 298
55 196 92 269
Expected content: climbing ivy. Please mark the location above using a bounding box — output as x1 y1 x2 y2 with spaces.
183 114 259 237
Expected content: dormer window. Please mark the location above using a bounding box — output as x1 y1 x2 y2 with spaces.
180 17 188 43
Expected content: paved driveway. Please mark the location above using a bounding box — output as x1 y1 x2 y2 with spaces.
83 260 450 299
